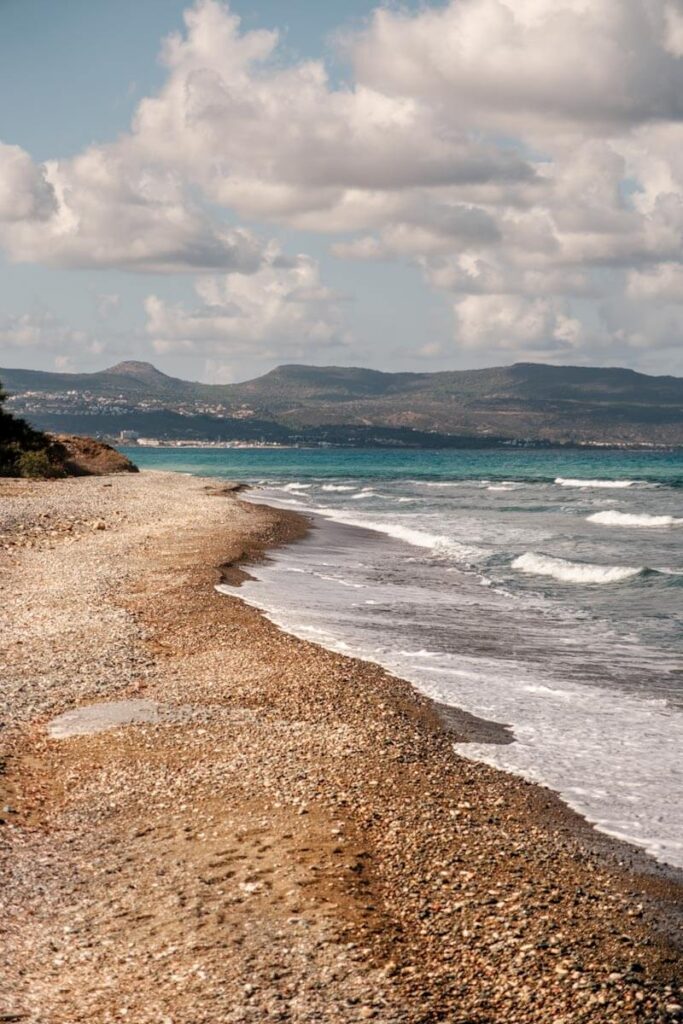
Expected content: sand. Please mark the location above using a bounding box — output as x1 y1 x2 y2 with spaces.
0 471 680 1023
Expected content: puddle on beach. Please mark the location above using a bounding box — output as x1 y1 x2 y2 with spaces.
47 699 161 739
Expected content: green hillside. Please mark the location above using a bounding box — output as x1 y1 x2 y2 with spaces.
3 360 682 445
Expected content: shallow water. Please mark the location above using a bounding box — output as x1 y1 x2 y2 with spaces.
47 699 160 738
127 446 683 865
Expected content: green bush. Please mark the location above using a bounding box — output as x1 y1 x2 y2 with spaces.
17 448 62 479
0 377 66 477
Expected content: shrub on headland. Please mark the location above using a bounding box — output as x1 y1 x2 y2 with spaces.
17 449 64 479
0 378 138 477
0 379 63 477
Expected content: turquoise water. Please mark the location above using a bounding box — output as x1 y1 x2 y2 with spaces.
126 446 683 865
125 445 683 486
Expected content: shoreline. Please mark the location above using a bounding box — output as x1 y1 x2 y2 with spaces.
226 494 683 888
1 471 681 1022
225 504 683 933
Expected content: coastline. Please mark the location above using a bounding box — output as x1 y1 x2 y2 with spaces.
226 507 683 938
1 471 680 1023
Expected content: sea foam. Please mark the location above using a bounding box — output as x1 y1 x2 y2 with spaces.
512 552 644 584
555 477 638 489
319 510 484 563
587 510 682 527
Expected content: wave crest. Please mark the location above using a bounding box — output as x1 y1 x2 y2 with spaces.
512 552 644 584
587 510 682 528
319 510 485 563
555 477 639 489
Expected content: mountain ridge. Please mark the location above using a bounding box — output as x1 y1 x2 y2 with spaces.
2 360 682 446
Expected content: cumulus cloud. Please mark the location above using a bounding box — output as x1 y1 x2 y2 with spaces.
351 0 683 130
454 294 585 355
0 143 57 222
145 246 348 360
0 141 267 273
130 1 534 223
0 0 682 368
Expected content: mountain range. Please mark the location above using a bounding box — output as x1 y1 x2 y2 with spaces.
2 360 682 446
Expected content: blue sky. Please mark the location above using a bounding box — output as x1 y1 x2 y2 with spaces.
1 0 384 158
1 0 442 381
0 0 681 380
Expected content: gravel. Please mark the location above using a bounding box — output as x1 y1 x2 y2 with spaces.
0 471 680 1023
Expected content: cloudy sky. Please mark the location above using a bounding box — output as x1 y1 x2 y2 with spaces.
1 0 682 382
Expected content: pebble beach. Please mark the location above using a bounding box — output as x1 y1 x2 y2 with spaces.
1 470 681 1023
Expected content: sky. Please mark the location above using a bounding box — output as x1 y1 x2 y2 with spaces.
0 0 682 383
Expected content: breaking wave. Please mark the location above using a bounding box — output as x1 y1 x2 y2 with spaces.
319 510 485 564
587 510 683 528
512 552 645 584
555 477 639 489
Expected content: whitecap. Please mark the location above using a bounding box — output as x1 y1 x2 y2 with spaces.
512 551 644 584
399 649 440 658
318 510 485 564
555 477 639 489
422 481 464 488
315 572 365 589
587 510 682 527
321 484 357 492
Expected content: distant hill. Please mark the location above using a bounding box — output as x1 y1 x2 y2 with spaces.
1 361 198 401
2 360 682 446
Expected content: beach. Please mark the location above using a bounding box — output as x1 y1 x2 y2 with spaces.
1 470 681 1023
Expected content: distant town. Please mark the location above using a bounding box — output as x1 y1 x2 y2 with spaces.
124 435 295 449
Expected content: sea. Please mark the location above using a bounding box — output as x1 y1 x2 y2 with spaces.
124 446 683 868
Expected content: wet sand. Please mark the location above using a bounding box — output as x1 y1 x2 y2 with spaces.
0 471 681 1023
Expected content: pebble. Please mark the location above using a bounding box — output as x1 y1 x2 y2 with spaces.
0 472 679 1024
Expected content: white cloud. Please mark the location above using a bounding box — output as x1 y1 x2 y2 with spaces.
0 0 682 369
352 0 683 130
423 253 594 297
130 1 534 226
0 143 57 222
0 141 267 273
664 1 683 56
454 294 585 355
145 246 348 360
